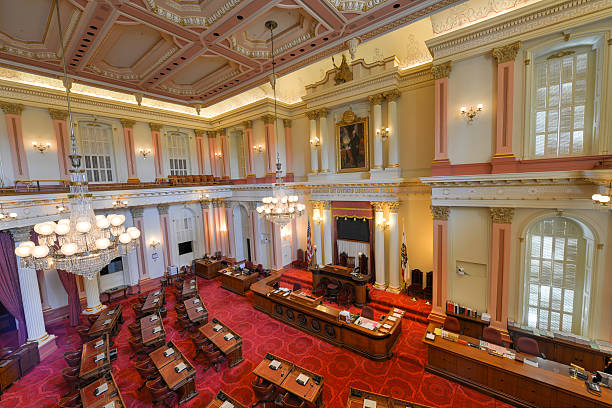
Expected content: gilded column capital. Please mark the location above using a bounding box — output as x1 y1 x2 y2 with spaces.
306 110 318 121
130 206 144 219
246 201 258 211
321 201 331 210
492 41 521 64
384 89 401 102
368 94 384 105
431 61 452 80
262 114 275 125
217 128 227 137
387 202 400 213
490 207 514 224
207 131 217 138
430 205 450 221
370 201 386 212
194 129 205 138
310 200 325 210
316 108 328 119
283 119 292 128
0 102 24 115
48 109 68 121
149 123 163 132
242 120 253 129
10 227 31 243
157 204 169 215
120 119 136 129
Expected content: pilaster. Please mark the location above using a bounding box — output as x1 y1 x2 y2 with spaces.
489 207 514 342
1 102 28 181
371 201 387 289
262 115 276 182
429 205 450 323
157 204 171 271
283 119 294 182
318 109 329 173
243 121 255 182
120 119 139 183
368 94 384 170
322 201 332 265
307 111 319 174
384 90 400 169
49 109 70 180
194 129 206 176
130 206 148 281
431 62 452 174
150 123 165 181
387 202 401 293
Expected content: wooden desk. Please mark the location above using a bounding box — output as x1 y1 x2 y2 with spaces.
195 259 222 279
252 272 402 360
312 265 370 306
88 305 123 340
150 343 180 371
446 311 490 340
140 313 162 329
252 354 323 408
0 358 20 394
199 319 244 367
141 317 165 347
206 390 247 408
80 372 126 408
182 279 198 298
149 342 198 404
102 286 128 304
141 289 164 315
220 268 259 295
184 297 208 325
423 323 612 408
346 387 434 408
80 335 111 384
184 296 203 310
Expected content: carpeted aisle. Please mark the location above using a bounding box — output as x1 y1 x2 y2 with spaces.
0 269 513 408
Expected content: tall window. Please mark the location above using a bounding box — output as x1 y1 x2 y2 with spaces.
531 44 597 158
79 123 114 183
167 132 189 176
524 216 593 335
176 210 194 256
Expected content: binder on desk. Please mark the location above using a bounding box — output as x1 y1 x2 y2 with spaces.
296 373 309 386
94 382 108 396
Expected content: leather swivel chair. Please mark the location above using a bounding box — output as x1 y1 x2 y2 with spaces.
516 337 544 358
63 351 81 368
251 377 276 407
361 307 374 320
443 316 461 333
61 366 80 391
482 327 503 346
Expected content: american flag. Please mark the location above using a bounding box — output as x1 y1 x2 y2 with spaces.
305 218 313 266
401 222 409 289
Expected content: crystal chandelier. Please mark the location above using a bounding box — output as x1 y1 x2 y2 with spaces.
256 21 305 226
592 183 612 208
13 1 140 279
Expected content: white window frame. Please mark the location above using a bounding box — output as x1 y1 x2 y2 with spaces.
166 131 190 176
523 32 607 159
77 121 116 183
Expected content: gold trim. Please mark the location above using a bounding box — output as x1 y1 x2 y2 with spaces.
493 153 516 158
29 332 50 342
387 164 400 168
85 303 105 313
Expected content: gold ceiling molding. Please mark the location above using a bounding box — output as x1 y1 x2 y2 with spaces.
0 101 24 115
430 205 450 221
431 62 452 80
48 108 68 120
490 207 514 224
491 41 521 64
387 202 400 212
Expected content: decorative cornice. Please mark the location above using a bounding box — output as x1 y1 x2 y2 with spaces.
387 202 400 212
157 204 169 215
120 119 135 129
430 205 450 221
242 120 253 129
490 207 514 224
48 108 68 121
306 110 318 120
149 123 163 132
368 93 384 105
262 114 275 125
130 206 144 219
194 129 205 138
384 89 401 102
491 41 521 64
431 62 452 80
316 108 328 119
10 227 31 242
283 119 292 128
0 101 24 115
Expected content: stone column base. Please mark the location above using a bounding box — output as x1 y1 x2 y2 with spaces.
34 333 58 360
386 285 401 294
82 303 107 314
373 282 388 290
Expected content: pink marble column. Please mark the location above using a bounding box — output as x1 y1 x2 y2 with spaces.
130 207 149 281
213 200 225 255
49 109 70 181
158 204 171 271
120 119 139 183
219 129 230 181
290 218 298 261
431 63 451 176
207 131 218 180
429 206 449 324
225 203 236 260
489 208 514 342
283 119 294 182
271 224 283 271
200 201 212 255
194 129 206 176
249 204 259 264
149 123 164 181
1 102 28 181
243 121 256 183
491 42 521 173
263 115 276 183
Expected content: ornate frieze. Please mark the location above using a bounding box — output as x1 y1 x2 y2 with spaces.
306 110 318 121
149 123 163 132
207 131 217 138
310 200 326 210
430 205 450 221
387 202 400 213
0 102 24 115
316 108 328 119
217 129 227 136
491 42 521 64
120 119 135 129
48 109 68 121
371 201 387 212
490 207 514 224
262 115 275 125
10 227 31 242
194 129 205 138
431 62 452 80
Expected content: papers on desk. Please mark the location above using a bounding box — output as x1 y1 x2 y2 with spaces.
269 360 282 370
425 332 436 341
393 308 404 314
193 299 200 304
220 402 234 408
94 353 105 362
94 382 108 396
150 315 158 322
190 280 195 283
354 317 381 331
282 292 290 297
174 362 187 373
152 326 162 334
94 339 104 349
163 348 174 357
102 401 115 408
272 289 281 294
523 359 539 368
152 298 159 304
382 323 392 330
154 291 161 296
196 307 204 313
224 333 234 341
213 324 223 332
392 312 402 318
108 309 115 315
363 399 377 408
296 373 310 386
103 319 112 325
387 316 397 322
190 285 195 289
225 271 232 275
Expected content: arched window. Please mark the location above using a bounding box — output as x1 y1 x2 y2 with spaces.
79 122 115 183
167 132 190 176
523 216 594 336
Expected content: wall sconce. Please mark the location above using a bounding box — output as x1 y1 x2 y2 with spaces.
112 200 127 208
312 210 323 224
309 136 320 147
376 217 392 230
460 104 483 123
138 148 152 158
280 225 291 240
219 224 227 232
0 206 17 221
32 141 51 153
149 239 160 248
253 144 264 153
376 128 390 141
56 202 68 213
214 152 223 159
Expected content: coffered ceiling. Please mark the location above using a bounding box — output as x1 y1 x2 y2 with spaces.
0 0 462 107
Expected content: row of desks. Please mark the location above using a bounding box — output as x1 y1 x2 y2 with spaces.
346 388 433 408
88 305 123 341
80 335 111 384
220 267 259 296
199 319 244 367
141 289 164 315
140 314 166 347
184 296 208 325
182 278 198 298
81 372 126 408
149 342 198 404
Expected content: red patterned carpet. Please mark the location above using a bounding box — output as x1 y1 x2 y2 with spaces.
0 269 513 408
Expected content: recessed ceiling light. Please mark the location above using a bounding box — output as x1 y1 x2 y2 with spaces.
323 37 328 41
290 53 295 56
299 48 304 52
393 3 400 8
89 25 97 30
237 15 243 20
213 33 219 36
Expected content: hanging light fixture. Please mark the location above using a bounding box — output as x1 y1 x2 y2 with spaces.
14 1 140 279
256 21 305 226
592 182 612 208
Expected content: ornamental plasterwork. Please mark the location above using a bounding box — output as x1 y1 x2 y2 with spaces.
430 205 450 221
426 0 611 60
490 207 514 224
144 0 242 26
431 62 452 80
88 65 140 81
49 109 68 120
120 119 136 128
0 101 24 115
491 41 521 63
327 0 391 12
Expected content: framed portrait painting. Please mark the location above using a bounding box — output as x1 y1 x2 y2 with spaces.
336 109 369 173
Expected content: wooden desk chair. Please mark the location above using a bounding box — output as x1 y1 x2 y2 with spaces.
138 294 148 305
128 322 141 337
407 269 424 297
133 352 153 366
339 252 348 266
63 351 81 368
61 366 80 391
177 314 195 333
338 285 354 307
128 336 146 358
136 360 160 392
146 376 178 406
281 392 306 408
251 377 277 408
325 279 341 304
361 306 374 320
347 256 356 268
57 390 81 408
443 316 461 334
516 337 545 358
76 325 90 344
292 283 302 292
86 314 100 326
423 271 433 300
359 254 369 275
204 347 225 372
132 303 145 319
313 278 328 297
482 327 503 346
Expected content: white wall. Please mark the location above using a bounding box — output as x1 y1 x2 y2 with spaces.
21 107 60 181
141 206 165 279
133 121 155 182
252 119 266 177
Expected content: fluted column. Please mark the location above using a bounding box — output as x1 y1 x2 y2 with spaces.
271 224 283 271
283 119 294 182
11 227 57 354
372 202 386 289
263 115 276 181
83 274 106 314
432 63 451 163
322 201 332 265
489 208 514 341
290 218 298 261
130 207 149 280
429 206 450 323
384 90 400 168
207 201 218 254
150 123 164 181
49 109 70 180
369 95 384 170
200 201 211 254
243 121 256 183
158 204 171 271
311 202 323 266
249 202 260 264
213 200 225 255
219 129 230 180
37 270 51 311
318 109 329 172
207 131 218 179
194 129 206 175
307 111 319 173
120 119 139 183
387 203 400 293
226 202 236 259
1 102 28 180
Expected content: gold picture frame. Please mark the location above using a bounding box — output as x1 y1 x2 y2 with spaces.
336 109 369 173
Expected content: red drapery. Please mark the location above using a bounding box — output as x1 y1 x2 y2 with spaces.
331 201 374 280
0 231 27 344
56 269 82 326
